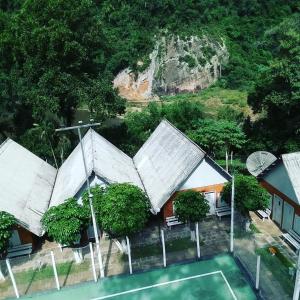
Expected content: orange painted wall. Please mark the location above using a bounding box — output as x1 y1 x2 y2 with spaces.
163 183 226 220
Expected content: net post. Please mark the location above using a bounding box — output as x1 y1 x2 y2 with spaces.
51 251 60 290
161 229 166 267
293 251 300 300
89 242 97 282
6 259 19 298
126 236 133 274
230 175 235 253
196 222 201 258
255 255 261 290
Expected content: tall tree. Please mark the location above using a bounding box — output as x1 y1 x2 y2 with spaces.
247 14 300 153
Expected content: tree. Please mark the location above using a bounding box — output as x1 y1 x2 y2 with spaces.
42 198 89 247
91 183 150 238
247 14 300 153
222 175 269 217
173 191 209 223
0 211 15 253
188 119 246 158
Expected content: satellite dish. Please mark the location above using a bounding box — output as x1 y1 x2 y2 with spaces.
246 151 277 177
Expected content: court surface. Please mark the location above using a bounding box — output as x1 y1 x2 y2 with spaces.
20 254 257 300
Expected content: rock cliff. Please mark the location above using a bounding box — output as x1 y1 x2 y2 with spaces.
113 35 229 101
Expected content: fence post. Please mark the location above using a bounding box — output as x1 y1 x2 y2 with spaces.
161 229 166 267
6 259 19 298
255 255 261 290
96 243 105 278
293 252 300 300
126 236 133 274
51 251 60 290
89 243 97 282
230 175 235 253
196 222 201 259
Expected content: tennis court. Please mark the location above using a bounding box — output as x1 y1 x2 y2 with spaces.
19 254 257 300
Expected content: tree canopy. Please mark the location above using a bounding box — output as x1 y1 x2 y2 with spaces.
42 198 90 246
86 183 150 238
0 211 16 252
174 191 210 223
188 119 246 157
222 175 269 216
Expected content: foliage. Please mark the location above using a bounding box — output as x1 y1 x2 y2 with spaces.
42 198 89 246
247 14 300 154
188 119 246 158
123 100 204 155
0 211 15 252
174 191 209 223
89 183 150 238
222 175 269 216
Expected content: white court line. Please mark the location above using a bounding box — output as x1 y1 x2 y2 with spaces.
90 270 237 300
220 271 238 300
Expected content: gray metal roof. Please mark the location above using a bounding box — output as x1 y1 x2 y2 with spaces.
133 120 206 212
0 139 57 236
50 129 144 207
282 152 300 204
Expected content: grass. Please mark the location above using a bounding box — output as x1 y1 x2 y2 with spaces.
0 260 90 292
255 246 294 296
131 237 203 259
249 223 260 234
160 86 249 117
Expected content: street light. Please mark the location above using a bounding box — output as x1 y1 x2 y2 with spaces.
55 120 104 278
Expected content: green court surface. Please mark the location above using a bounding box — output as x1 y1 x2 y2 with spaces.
20 254 257 300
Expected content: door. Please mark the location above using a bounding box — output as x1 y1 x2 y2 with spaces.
272 195 283 226
9 230 21 247
282 201 294 231
205 192 216 215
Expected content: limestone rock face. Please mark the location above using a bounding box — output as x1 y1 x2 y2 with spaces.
113 35 229 101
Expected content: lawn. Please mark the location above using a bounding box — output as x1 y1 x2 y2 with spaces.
256 246 294 296
0 260 90 293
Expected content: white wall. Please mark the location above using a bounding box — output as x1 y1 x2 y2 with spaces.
264 162 298 205
178 158 228 191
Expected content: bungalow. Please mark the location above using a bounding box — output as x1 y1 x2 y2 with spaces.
133 120 232 220
257 152 300 234
0 119 231 249
0 139 56 249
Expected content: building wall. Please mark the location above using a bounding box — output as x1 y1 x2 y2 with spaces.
178 158 228 190
163 183 226 220
264 162 298 205
260 179 300 232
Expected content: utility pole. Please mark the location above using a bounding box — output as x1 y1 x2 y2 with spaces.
56 120 104 278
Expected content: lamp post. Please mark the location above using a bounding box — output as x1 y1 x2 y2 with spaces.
56 120 104 278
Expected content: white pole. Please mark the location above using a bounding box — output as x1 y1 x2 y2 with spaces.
293 251 300 300
230 152 233 166
89 242 97 282
255 255 261 290
50 251 60 290
230 175 235 253
226 151 229 172
78 127 104 278
126 236 133 274
6 259 19 298
196 222 201 259
161 229 166 267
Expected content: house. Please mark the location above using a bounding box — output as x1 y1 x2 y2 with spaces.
134 120 232 220
0 139 57 249
258 152 300 233
0 119 231 249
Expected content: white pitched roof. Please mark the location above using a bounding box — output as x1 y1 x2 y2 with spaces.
50 129 144 207
282 152 300 204
0 139 57 236
133 120 206 212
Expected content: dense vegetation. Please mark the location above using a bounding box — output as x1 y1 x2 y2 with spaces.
0 0 299 166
